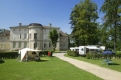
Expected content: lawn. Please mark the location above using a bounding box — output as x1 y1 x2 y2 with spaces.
65 54 121 72
0 56 102 80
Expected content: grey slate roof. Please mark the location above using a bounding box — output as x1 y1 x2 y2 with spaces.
0 29 10 37
59 30 68 37
9 23 60 29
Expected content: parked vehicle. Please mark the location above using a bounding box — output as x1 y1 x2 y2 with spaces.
70 47 79 51
70 45 105 55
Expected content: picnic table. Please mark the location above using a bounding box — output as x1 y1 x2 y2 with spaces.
102 59 114 66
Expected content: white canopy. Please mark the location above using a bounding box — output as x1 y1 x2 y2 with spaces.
18 48 41 62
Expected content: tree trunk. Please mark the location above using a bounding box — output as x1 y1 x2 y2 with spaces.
114 22 117 54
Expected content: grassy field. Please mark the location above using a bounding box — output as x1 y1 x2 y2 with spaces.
65 54 121 72
0 56 102 80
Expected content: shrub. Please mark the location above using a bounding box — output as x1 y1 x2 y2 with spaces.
85 51 121 59
39 50 54 57
86 53 90 59
0 52 18 59
67 50 79 57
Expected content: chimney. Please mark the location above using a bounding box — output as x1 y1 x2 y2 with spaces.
49 23 52 27
19 23 22 26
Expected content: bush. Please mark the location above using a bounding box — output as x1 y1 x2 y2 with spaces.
39 50 54 57
0 59 4 63
86 53 90 59
86 51 121 59
0 52 18 59
67 50 79 57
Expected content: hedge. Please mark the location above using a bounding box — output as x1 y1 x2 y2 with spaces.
0 52 18 59
67 50 79 57
86 53 121 59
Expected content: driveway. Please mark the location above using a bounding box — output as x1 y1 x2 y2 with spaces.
53 53 121 80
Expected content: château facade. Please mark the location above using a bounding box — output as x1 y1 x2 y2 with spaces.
9 23 68 51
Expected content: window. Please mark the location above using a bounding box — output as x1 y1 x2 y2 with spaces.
24 42 27 48
63 44 65 47
6 44 9 49
19 29 21 31
19 42 21 48
34 42 37 49
49 43 50 47
34 33 37 39
19 34 21 39
24 34 27 39
60 44 62 47
44 34 48 39
44 43 47 48
13 42 16 48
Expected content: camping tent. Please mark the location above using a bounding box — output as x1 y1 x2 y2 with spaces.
18 48 41 62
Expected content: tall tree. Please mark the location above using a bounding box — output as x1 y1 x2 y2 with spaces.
70 0 99 46
100 0 121 53
49 29 58 52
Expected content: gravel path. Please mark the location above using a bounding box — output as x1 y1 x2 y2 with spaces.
53 53 121 80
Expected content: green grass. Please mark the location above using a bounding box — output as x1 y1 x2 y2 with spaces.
0 56 102 80
65 54 121 72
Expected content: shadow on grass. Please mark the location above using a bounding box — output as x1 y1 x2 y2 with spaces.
49 56 55 58
107 63 120 65
36 59 49 62
113 63 120 65
0 59 5 64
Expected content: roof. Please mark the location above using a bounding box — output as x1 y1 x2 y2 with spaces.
43 26 60 29
59 30 68 37
29 23 43 27
9 23 60 29
0 29 10 37
9 25 29 28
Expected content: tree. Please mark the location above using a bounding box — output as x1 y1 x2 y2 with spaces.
49 29 58 52
70 0 99 46
100 0 121 53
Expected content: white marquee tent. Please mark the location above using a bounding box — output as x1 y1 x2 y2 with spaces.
18 48 41 62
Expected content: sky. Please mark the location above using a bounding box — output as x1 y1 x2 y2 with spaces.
0 0 104 34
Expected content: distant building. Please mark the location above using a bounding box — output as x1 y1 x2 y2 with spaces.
59 30 68 50
0 29 10 50
9 23 68 51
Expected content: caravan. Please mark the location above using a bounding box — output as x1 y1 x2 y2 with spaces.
70 45 105 55
70 47 79 51
79 45 105 55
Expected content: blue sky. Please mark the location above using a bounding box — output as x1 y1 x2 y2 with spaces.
0 0 104 34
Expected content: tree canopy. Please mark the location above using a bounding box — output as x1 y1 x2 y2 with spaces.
69 0 121 52
100 0 121 52
49 29 59 51
70 0 99 46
